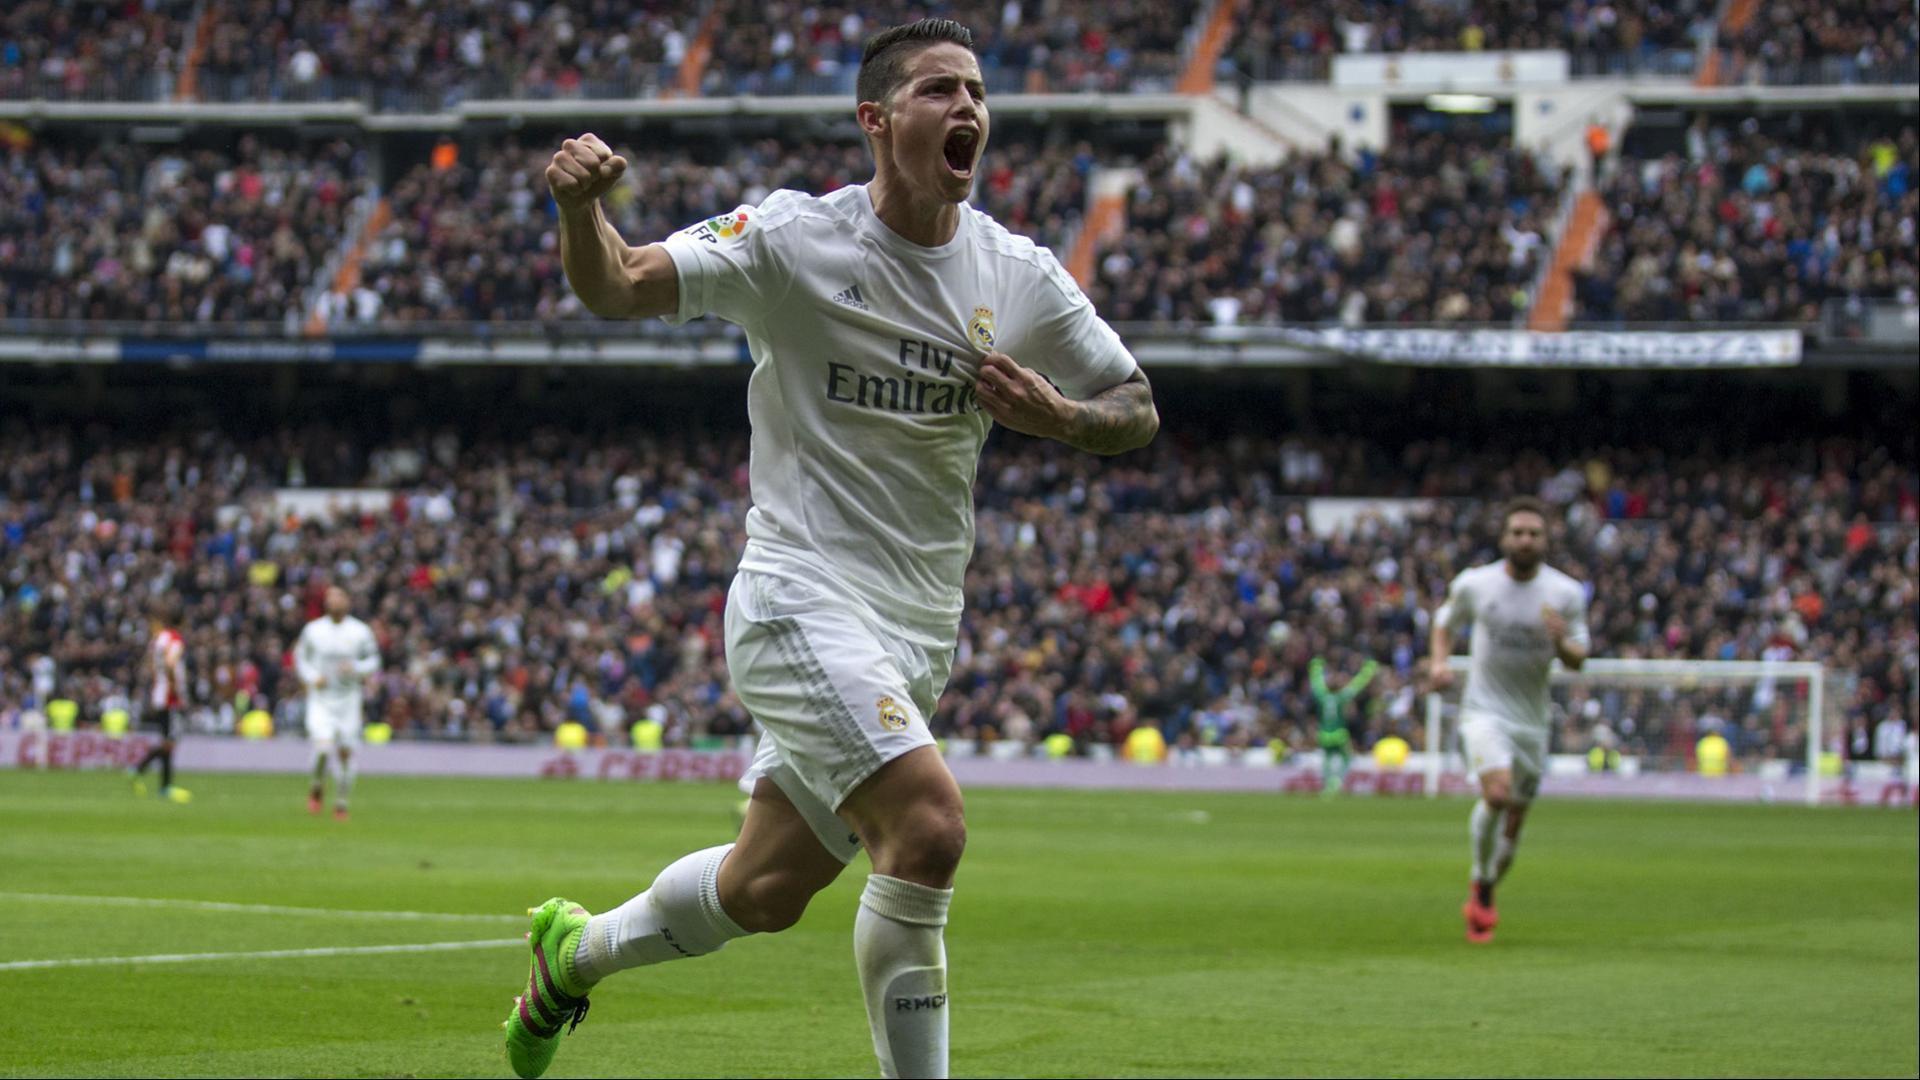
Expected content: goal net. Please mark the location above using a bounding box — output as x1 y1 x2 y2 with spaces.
1423 657 1829 805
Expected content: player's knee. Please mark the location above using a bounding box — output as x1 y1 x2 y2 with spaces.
731 869 825 933
876 804 967 884
1482 783 1513 809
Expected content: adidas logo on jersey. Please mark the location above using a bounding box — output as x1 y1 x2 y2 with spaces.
830 284 870 311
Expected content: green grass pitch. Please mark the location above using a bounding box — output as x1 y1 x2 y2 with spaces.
2 770 1914 1078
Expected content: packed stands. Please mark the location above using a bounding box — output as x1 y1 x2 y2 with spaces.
0 0 195 102
349 136 1090 326
1088 134 1562 326
0 135 369 326
702 0 1197 95
1 0 1201 104
1573 120 1918 324
1725 0 1919 85
193 0 699 107
3 414 1911 763
1226 0 1717 80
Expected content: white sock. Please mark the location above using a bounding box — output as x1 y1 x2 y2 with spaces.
1493 811 1520 882
856 874 952 1080
573 844 750 987
1470 800 1498 883
336 752 356 808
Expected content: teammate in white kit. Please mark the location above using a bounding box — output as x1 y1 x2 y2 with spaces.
500 19 1158 1080
1428 497 1590 943
294 586 380 820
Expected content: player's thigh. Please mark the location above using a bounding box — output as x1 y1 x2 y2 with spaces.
305 701 338 743
724 571 937 818
838 745 966 883
1461 716 1516 801
333 709 364 753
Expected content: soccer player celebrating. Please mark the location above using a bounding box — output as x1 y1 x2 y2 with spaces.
294 585 380 820
1428 497 1589 943
1309 651 1378 795
131 599 191 803
506 19 1157 1079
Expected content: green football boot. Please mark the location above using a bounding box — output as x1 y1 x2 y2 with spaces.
502 898 594 1079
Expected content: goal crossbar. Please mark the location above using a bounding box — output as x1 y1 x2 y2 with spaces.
1424 657 1827 805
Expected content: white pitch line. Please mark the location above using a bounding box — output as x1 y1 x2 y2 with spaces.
0 891 523 923
0 938 523 972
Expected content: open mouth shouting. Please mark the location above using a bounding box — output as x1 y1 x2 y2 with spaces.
942 125 979 180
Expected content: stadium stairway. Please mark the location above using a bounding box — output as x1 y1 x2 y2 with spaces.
673 10 722 98
1066 183 1129 288
1176 0 1244 95
1703 0 1763 85
173 2 217 103
305 195 392 335
1527 190 1608 332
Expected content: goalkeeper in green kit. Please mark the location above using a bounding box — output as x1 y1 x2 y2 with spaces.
1310 654 1377 795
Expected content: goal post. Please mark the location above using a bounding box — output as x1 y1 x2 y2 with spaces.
1424 657 1827 806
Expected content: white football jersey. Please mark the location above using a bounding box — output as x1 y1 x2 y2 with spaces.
659 185 1139 646
1438 561 1591 734
295 615 380 704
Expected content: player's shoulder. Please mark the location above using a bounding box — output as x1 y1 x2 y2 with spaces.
1454 561 1502 588
1539 563 1586 594
769 186 870 236
687 187 831 247
964 206 1075 289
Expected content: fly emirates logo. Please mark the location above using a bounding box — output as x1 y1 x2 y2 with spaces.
824 337 985 418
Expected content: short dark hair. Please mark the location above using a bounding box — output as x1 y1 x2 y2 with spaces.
857 19 975 107
1501 496 1550 530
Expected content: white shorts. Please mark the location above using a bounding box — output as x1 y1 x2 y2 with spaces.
725 569 947 864
306 699 364 748
1459 712 1546 803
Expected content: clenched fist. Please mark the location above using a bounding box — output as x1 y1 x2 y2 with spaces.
546 133 628 211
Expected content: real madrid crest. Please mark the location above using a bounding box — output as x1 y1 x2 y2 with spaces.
876 696 910 732
967 306 996 351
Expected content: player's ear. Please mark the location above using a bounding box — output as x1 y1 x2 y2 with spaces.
856 100 886 141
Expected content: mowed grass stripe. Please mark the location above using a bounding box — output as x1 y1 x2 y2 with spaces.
0 770 1911 1078
0 938 523 972
0 891 522 923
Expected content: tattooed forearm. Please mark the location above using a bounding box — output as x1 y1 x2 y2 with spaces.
1062 369 1159 455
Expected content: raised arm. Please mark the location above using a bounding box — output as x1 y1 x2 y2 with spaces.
547 133 678 320
973 355 1159 456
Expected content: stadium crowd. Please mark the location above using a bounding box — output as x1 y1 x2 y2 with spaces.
1089 135 1562 326
1 0 1198 105
340 136 1090 325
5 0 1914 108
193 0 699 107
1573 120 1918 325
2 422 1912 770
7 114 1915 331
0 135 369 326
1725 0 1919 85
702 0 1195 95
0 0 194 102
1228 0 1714 80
